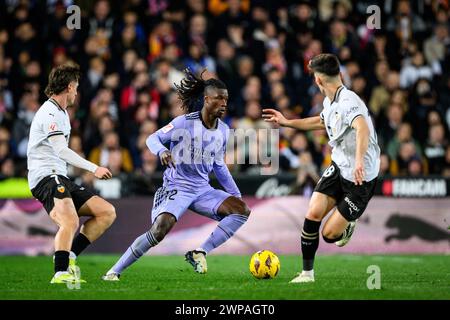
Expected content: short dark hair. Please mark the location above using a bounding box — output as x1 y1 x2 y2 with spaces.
44 63 81 97
308 53 341 77
175 68 227 113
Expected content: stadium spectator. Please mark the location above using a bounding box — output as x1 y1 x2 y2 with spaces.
396 141 428 176
67 134 86 178
399 51 433 88
290 151 320 197
280 131 312 172
379 153 396 177
379 102 404 149
424 124 448 174
369 71 400 118
88 130 133 173
386 122 422 161
424 23 449 75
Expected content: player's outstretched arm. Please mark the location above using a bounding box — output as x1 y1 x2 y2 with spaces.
262 109 325 131
213 162 241 198
49 135 112 179
351 116 369 185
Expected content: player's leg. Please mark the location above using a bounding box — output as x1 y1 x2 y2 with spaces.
103 213 176 280
103 186 191 280
290 192 336 283
48 197 82 283
31 175 83 283
321 178 377 247
199 196 250 253
291 162 342 283
186 189 250 273
74 196 116 256
321 208 354 246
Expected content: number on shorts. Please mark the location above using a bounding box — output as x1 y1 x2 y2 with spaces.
153 187 178 209
323 165 335 178
51 174 61 184
167 190 177 200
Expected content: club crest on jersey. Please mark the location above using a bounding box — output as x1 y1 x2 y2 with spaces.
49 122 58 132
57 185 65 193
161 123 174 133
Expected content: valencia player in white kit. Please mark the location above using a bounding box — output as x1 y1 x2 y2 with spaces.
263 54 380 283
27 63 116 284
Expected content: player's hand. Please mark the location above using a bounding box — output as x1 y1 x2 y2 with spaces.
262 108 288 126
160 150 175 168
353 160 365 185
94 167 113 180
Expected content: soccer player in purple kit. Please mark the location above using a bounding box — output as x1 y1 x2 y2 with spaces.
102 70 250 280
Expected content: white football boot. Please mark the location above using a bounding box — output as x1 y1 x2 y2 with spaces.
185 249 208 274
290 270 315 283
102 271 121 281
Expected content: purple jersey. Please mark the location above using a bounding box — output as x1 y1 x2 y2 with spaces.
146 111 240 197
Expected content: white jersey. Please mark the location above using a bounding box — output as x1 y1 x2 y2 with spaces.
320 86 380 182
27 99 71 189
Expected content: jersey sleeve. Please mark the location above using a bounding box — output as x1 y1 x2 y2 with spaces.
146 115 185 156
342 100 365 127
214 127 228 165
213 128 241 197
41 111 66 138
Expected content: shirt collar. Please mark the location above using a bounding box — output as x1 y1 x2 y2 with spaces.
331 85 345 104
48 98 65 112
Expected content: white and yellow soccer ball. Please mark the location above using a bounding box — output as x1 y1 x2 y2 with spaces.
249 250 280 279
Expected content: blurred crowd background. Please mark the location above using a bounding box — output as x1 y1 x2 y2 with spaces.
0 0 449 195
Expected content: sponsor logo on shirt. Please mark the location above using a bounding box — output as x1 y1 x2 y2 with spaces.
49 122 58 132
345 106 359 117
161 123 174 133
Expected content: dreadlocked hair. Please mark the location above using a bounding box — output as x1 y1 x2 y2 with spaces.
175 68 227 113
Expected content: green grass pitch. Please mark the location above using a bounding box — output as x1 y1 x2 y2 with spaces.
1 254 449 300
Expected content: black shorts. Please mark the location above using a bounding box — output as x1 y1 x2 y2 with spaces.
314 162 377 221
31 175 95 214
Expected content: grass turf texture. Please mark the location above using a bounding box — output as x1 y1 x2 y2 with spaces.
1 254 449 300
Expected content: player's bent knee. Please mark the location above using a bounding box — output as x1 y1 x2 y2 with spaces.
51 202 79 230
224 197 250 217
59 214 79 231
322 234 338 243
321 229 340 241
104 204 116 225
151 213 176 242
305 210 323 222
236 199 251 217
152 225 172 242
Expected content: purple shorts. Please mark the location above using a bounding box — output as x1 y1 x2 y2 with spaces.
151 183 232 223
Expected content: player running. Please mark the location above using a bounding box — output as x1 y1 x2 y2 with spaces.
27 63 116 284
103 69 250 281
263 53 380 283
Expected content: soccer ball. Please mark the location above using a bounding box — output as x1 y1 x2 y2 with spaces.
249 250 280 279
